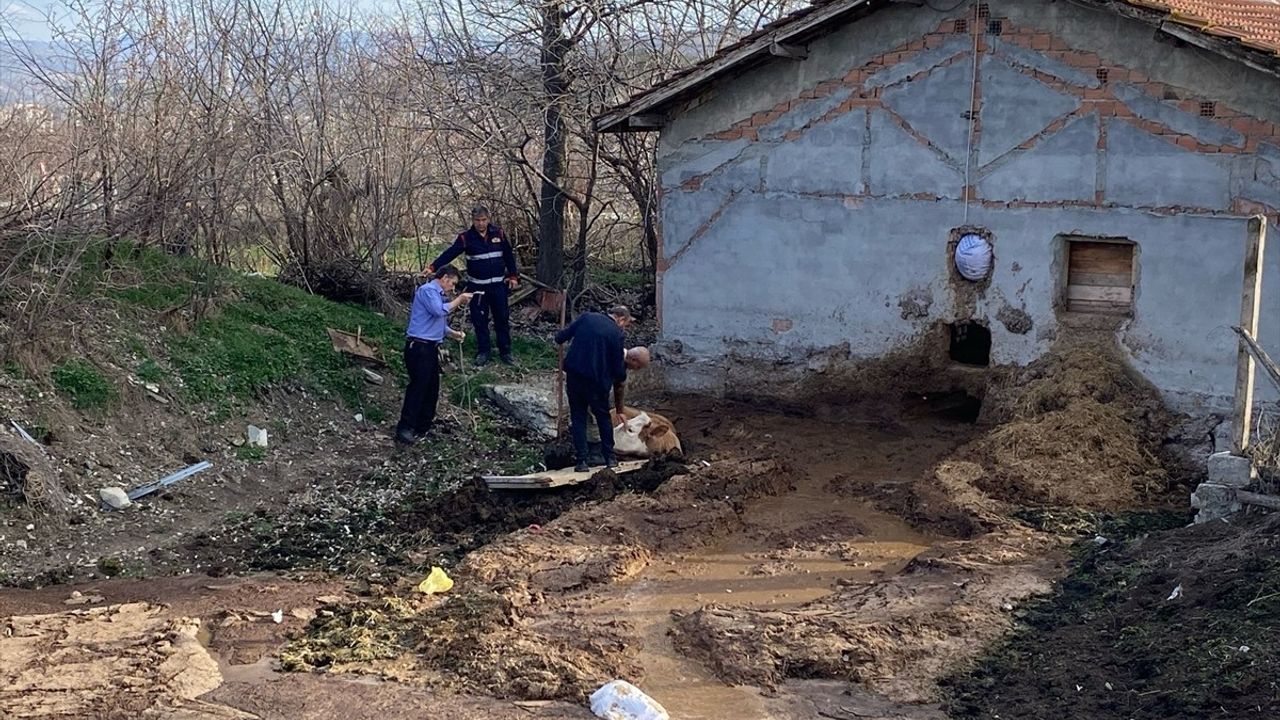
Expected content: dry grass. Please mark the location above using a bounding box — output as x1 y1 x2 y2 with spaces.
1247 408 1280 495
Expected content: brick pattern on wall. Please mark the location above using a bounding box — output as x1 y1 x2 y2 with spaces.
691 12 1280 224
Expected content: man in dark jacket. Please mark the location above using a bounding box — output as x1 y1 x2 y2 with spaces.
427 206 519 366
555 305 651 472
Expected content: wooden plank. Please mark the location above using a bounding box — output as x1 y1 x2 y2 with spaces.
1066 285 1132 304
1232 326 1280 393
1237 490 1280 511
483 460 649 491
1069 300 1131 316
1068 271 1133 288
1069 242 1133 274
1233 216 1268 453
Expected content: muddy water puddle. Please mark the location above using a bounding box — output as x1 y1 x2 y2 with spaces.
593 487 935 719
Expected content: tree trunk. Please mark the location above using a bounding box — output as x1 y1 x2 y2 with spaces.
536 1 569 289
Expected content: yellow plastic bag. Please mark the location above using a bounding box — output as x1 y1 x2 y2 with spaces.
414 566 454 595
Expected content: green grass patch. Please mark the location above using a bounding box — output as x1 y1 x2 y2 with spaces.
236 445 266 461
51 359 117 410
83 241 405 413
135 359 167 384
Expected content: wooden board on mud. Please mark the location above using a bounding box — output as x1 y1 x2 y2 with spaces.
483 460 648 490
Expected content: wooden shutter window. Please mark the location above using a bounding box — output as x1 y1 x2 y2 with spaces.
1066 240 1134 315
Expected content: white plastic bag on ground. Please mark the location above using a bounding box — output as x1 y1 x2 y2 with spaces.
954 233 992 281
590 680 669 720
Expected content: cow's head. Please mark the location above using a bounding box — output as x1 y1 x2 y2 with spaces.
613 412 651 457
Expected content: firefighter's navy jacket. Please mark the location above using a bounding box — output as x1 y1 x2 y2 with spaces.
428 224 518 287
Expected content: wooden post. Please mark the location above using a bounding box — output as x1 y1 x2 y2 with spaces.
1232 216 1268 454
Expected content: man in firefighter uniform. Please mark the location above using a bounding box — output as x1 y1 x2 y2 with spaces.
428 205 519 365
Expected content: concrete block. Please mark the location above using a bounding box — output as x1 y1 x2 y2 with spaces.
991 38 1100 89
1112 84 1245 148
978 56 1081 165
980 114 1098 201
1104 119 1231 209
660 139 749 190
868 109 962 198
1207 451 1255 488
764 110 865 195
881 58 975 162
865 35 971 90
758 88 854 141
1191 482 1242 524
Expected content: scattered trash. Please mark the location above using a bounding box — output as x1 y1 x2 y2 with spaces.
1075 684 1083 692
9 420 38 446
1092 535 1109 546
1001 603 1014 611
246 425 269 448
414 566 454 595
98 487 132 510
700 460 711 467
123 461 214 503
15 539 27 550
271 610 284 624
590 680 669 720
725 588 733 594
25 523 34 531
63 592 105 606
354 413 364 423
1166 583 1183 601
1105 682 1113 691
1239 645 1251 653
362 368 384 385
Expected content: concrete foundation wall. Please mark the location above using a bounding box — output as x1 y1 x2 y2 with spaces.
653 0 1280 411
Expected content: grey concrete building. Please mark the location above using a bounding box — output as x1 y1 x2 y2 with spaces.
598 0 1280 413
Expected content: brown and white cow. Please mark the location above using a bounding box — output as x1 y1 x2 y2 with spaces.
612 407 682 458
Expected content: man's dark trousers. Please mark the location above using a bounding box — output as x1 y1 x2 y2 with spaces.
566 371 613 465
397 338 441 436
469 282 510 356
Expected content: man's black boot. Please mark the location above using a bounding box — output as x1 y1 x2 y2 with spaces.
574 460 590 473
587 441 606 467
395 428 417 445
499 352 514 365
474 352 491 367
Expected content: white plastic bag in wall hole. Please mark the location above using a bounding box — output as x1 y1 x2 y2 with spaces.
590 680 670 720
954 233 992 282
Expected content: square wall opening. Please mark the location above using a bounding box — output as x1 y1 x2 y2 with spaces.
1063 237 1136 316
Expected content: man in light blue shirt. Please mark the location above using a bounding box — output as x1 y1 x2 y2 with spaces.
396 266 472 445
